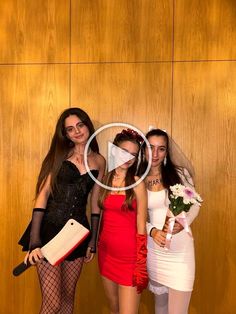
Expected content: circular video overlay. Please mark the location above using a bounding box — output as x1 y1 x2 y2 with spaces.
84 122 152 191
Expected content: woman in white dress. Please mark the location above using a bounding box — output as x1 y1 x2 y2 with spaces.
138 128 200 314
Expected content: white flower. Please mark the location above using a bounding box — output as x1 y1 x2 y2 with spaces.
170 184 184 197
190 198 197 204
196 193 203 203
183 198 191 205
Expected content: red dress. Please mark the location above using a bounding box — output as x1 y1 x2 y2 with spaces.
98 194 137 286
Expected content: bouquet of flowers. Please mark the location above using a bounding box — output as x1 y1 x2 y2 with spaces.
169 184 202 216
164 184 202 250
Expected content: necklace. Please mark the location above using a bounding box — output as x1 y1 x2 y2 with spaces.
112 186 124 194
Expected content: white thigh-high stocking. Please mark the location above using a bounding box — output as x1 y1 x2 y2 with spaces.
154 292 168 314
168 288 192 314
149 280 168 314
152 280 192 314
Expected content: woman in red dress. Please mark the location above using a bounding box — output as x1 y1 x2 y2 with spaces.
98 129 148 314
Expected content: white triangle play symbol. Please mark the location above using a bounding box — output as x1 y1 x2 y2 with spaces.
107 142 135 172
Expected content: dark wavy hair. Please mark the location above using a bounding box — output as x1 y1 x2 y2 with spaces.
98 130 142 210
36 107 99 195
138 129 183 191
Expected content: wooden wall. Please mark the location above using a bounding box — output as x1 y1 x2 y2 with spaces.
0 1 235 313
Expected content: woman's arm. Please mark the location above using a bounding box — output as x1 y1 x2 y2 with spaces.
135 179 166 246
25 175 51 265
84 154 106 263
146 212 156 236
90 155 106 215
134 178 147 234
34 174 51 208
180 168 200 225
133 177 148 293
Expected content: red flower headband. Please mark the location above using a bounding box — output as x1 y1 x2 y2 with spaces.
120 128 144 144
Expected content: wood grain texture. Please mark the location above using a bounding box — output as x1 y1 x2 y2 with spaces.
71 62 172 155
173 61 236 314
0 64 69 314
71 0 173 62
0 0 70 63
174 0 236 61
0 0 236 313
71 62 172 313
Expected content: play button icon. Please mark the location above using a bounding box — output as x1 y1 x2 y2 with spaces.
107 142 136 172
84 122 152 191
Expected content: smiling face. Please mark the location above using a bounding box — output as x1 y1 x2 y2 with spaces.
117 140 139 169
64 114 90 145
145 135 167 168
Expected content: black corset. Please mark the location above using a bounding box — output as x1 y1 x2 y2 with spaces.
43 160 99 227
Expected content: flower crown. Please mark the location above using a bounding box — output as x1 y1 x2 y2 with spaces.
120 128 144 144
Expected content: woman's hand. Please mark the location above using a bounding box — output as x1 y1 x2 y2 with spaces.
24 248 44 265
151 228 167 247
172 221 184 234
163 220 184 235
84 247 94 263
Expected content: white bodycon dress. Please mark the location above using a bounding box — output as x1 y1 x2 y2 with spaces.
146 172 200 294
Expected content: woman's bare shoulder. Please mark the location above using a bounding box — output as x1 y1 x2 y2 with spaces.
93 153 106 168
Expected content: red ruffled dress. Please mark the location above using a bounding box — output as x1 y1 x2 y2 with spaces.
98 194 137 286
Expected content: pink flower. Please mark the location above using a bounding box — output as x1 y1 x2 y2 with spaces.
183 187 195 199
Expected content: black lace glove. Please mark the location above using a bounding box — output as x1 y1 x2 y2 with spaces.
29 208 45 251
88 213 101 253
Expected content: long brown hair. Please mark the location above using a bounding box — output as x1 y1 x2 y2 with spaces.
36 107 99 195
98 130 142 210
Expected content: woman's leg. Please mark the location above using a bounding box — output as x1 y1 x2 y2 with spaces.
149 280 168 314
60 257 84 314
101 276 119 314
154 292 168 314
37 260 62 314
168 288 192 314
119 285 140 314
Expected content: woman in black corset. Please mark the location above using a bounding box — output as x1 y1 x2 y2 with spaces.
18 107 105 313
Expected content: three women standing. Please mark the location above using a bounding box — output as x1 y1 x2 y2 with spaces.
18 118 199 314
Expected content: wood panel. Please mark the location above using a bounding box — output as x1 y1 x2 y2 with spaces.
71 62 172 313
173 61 236 314
0 64 69 314
174 0 236 60
0 0 235 313
0 0 70 63
71 0 173 62
71 62 172 159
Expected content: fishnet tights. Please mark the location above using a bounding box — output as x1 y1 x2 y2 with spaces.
37 258 84 314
